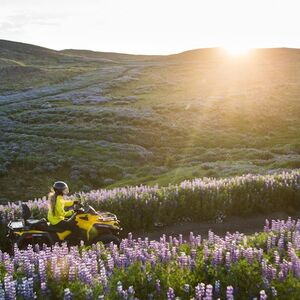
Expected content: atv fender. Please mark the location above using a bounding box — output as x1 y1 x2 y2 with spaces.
17 231 53 249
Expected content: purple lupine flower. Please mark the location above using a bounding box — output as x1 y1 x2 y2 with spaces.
246 248 254 265
290 248 300 278
117 281 123 295
189 232 195 244
261 259 268 279
146 273 152 284
184 284 190 295
190 258 196 271
205 284 213 300
41 282 47 296
232 248 240 263
208 230 214 245
217 247 223 265
262 277 270 290
271 287 277 297
204 245 210 262
179 252 188 268
264 219 270 232
214 280 221 298
278 270 285 282
267 236 271 253
226 285 234 300
38 258 47 282
86 288 93 300
128 232 133 242
179 234 183 244
200 283 206 298
107 254 114 274
68 265 76 282
257 249 263 263
259 290 267 300
194 284 202 300
278 235 284 253
99 260 108 290
4 255 13 276
4 274 16 300
155 279 161 293
191 248 197 259
0 284 4 299
167 287 175 300
196 235 202 246
225 251 231 269
63 288 72 300
150 255 156 269
128 286 135 298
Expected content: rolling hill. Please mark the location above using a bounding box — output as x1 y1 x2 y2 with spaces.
0 40 299 202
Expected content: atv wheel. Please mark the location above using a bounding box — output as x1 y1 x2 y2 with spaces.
18 239 52 251
18 240 33 250
94 234 120 247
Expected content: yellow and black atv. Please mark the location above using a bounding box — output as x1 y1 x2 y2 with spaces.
7 201 122 250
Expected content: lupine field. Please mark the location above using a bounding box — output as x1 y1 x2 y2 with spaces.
0 170 299 298
1 216 300 299
0 170 299 238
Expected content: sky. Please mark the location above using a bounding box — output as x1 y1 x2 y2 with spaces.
0 0 300 54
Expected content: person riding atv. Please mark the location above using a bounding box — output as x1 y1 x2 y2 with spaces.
47 181 80 239
7 181 121 250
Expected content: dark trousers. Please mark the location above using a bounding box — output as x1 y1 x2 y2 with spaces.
52 215 81 239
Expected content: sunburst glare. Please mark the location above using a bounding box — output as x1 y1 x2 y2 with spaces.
223 45 252 55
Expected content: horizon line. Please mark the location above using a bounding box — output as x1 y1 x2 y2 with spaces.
1 38 300 56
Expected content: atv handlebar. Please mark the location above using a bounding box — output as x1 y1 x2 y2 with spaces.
74 202 84 212
74 192 84 200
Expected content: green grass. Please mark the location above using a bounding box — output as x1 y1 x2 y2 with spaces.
0 43 300 202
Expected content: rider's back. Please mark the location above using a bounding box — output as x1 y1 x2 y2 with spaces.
47 195 74 225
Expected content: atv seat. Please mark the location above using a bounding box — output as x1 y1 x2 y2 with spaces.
26 218 48 230
26 218 47 226
22 203 48 229
22 203 31 220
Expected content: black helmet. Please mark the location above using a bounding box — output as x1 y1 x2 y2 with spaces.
53 181 69 195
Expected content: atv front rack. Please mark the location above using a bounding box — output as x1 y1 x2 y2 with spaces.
98 212 118 222
8 220 24 230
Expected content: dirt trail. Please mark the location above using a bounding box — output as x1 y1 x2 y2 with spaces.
134 211 300 241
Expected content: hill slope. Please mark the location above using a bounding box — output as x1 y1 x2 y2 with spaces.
0 39 157 93
0 40 299 201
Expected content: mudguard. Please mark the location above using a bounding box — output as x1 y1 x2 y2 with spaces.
88 223 118 242
15 230 54 248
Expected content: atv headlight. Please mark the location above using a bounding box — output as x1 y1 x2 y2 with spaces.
99 216 115 222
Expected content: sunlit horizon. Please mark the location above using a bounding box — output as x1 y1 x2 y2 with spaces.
1 0 300 55
222 44 253 56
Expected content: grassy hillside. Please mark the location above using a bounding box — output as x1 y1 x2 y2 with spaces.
0 40 299 201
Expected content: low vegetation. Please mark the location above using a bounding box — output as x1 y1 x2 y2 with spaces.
1 216 300 299
0 170 299 244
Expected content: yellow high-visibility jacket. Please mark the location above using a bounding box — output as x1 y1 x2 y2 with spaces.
47 195 74 225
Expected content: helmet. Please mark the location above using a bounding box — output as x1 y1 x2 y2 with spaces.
53 181 69 195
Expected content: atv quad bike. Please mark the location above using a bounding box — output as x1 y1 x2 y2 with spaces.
7 201 121 250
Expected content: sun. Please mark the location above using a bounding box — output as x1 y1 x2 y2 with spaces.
223 45 251 55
